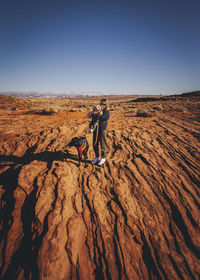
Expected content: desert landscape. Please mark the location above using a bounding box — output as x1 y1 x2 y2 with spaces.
0 92 199 280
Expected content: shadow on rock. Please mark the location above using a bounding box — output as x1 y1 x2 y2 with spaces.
0 145 92 167
0 146 91 279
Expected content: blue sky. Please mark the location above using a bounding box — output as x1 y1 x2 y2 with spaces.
0 0 199 95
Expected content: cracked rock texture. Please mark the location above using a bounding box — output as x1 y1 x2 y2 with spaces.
0 94 200 279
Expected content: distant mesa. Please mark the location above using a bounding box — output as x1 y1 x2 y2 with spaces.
179 91 200 97
128 91 200 103
0 90 200 99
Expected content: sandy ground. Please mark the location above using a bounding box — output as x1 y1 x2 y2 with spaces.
0 94 200 279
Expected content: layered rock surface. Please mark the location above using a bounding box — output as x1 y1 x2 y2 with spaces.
0 95 200 279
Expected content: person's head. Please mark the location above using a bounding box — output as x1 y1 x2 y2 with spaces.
93 105 101 113
100 98 108 110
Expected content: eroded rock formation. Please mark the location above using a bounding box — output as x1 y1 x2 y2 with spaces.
0 95 200 279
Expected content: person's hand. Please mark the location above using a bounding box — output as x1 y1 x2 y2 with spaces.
87 128 93 133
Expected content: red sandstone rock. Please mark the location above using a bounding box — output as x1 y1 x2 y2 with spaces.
0 95 200 279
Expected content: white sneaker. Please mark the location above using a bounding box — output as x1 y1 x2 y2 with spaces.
98 158 106 165
92 157 100 164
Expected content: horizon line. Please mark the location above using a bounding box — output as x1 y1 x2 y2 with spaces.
1 89 198 96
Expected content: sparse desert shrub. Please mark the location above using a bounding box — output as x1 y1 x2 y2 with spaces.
172 106 187 112
69 107 86 113
43 105 61 114
153 105 163 110
79 108 87 113
28 107 44 114
28 105 61 115
69 108 78 112
136 109 153 117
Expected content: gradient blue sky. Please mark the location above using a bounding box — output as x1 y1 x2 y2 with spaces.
0 0 200 94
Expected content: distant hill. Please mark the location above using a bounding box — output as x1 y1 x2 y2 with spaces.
0 90 200 98
179 91 200 97
127 90 200 103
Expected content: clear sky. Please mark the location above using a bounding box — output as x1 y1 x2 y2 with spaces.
0 0 200 95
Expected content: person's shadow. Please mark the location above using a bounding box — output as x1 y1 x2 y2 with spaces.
0 145 91 279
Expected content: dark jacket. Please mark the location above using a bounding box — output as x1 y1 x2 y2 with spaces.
89 114 99 129
99 109 110 130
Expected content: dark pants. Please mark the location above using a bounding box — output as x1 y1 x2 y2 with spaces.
93 128 108 158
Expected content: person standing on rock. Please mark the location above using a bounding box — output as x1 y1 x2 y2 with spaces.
88 98 110 165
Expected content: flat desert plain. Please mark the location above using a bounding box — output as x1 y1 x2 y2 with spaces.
0 93 200 279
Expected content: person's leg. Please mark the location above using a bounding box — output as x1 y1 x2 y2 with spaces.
93 122 98 130
93 129 100 158
100 129 107 158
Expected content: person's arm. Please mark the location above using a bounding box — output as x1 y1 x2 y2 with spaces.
88 111 94 118
99 110 110 122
